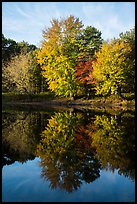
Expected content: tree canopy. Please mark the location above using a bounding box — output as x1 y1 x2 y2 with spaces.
3 51 37 93
2 34 37 64
36 15 103 98
2 17 135 98
92 38 135 96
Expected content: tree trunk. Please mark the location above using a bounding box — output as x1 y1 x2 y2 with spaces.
70 91 74 100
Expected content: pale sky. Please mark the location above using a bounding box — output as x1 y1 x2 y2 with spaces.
2 2 135 47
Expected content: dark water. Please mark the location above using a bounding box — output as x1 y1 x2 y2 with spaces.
2 107 135 202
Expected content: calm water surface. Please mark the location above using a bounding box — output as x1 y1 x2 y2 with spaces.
2 107 135 202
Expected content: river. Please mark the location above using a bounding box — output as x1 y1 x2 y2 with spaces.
2 106 135 202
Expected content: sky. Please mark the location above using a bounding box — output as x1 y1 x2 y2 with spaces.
2 2 135 47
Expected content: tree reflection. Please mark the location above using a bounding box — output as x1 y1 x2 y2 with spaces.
87 112 135 181
2 108 135 192
36 111 101 193
2 111 48 167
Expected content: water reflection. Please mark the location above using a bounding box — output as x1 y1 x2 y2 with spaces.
2 111 49 166
37 111 101 192
88 113 135 181
2 108 135 193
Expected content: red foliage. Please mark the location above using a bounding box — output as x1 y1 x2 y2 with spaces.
75 58 96 85
75 126 91 149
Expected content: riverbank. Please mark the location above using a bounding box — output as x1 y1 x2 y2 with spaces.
2 92 135 111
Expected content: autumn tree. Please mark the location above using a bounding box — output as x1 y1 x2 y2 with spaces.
37 20 103 98
2 35 38 93
2 35 18 92
37 16 86 99
92 37 135 96
75 26 102 98
75 59 96 98
119 27 135 92
3 51 37 93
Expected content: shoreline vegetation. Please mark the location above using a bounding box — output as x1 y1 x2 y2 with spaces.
2 92 135 111
2 18 135 108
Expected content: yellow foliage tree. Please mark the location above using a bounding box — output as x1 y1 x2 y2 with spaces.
92 38 134 96
36 15 84 98
3 51 36 93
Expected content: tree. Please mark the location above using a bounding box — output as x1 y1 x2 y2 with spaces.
119 27 135 92
119 27 135 48
36 16 85 99
75 59 96 98
37 20 103 98
2 34 38 93
2 34 37 64
17 40 37 54
75 26 103 98
77 26 102 60
2 34 18 64
3 51 37 93
31 50 48 93
92 37 134 96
